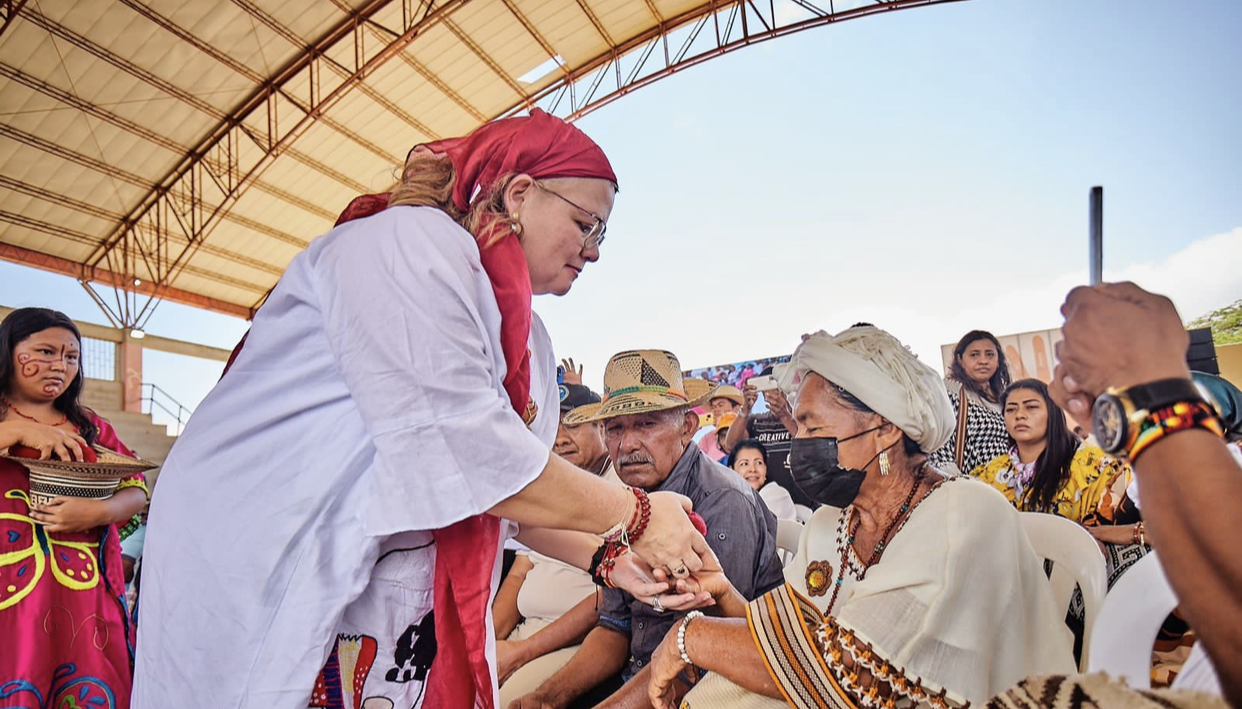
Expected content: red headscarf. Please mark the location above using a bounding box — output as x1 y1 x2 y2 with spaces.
335 109 616 708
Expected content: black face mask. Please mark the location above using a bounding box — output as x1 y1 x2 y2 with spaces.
789 425 885 508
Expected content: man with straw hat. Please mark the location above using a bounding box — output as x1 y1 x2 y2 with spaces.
509 350 784 709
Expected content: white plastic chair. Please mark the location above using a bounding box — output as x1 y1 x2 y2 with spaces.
776 517 803 566
1019 512 1108 671
794 504 813 524
1086 551 1178 688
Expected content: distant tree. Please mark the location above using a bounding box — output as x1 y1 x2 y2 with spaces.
1188 299 1242 345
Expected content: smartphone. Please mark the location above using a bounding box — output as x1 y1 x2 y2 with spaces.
556 365 565 385
749 375 778 391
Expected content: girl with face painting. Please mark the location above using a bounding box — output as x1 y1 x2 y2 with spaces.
0 308 150 708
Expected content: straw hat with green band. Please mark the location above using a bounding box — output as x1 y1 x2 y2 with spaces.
562 349 719 424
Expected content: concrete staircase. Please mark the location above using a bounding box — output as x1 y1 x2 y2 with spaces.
95 409 178 465
81 379 179 472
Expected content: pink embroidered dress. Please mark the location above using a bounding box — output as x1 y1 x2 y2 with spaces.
0 414 147 709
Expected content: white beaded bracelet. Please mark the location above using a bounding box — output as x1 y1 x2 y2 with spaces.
677 610 704 666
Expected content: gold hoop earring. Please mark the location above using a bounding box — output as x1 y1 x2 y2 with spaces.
878 451 891 476
509 213 523 237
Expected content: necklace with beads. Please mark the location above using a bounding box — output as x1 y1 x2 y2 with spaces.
2 397 68 427
826 466 935 612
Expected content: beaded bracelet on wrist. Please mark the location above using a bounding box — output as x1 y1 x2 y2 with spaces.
625 486 651 545
678 610 704 666
1128 401 1224 463
597 543 630 588
589 543 609 586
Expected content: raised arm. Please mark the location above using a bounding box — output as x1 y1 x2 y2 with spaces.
1051 282 1242 704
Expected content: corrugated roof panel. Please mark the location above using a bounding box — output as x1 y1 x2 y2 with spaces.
254 0 347 45
5 145 134 199
513 0 603 67
323 90 427 154
592 0 659 44
366 64 479 139
5 0 908 317
76 178 148 216
653 0 707 21
260 160 356 209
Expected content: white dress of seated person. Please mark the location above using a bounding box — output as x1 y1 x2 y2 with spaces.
683 476 1075 708
1119 445 1240 699
758 481 798 522
135 208 561 709
499 463 621 704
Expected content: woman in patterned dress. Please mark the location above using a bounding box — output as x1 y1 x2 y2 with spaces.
0 307 149 709
972 378 1131 527
973 378 1135 661
929 330 1012 476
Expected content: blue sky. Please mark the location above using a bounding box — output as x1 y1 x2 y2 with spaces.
2 0 1240 422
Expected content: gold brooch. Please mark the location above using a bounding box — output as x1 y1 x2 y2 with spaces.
805 560 833 597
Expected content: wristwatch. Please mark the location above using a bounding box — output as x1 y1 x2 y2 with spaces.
1092 378 1210 456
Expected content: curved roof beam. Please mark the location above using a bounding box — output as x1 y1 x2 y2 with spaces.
82 0 468 323
508 0 966 123
8 0 964 324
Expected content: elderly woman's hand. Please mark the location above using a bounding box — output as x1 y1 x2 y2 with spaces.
647 544 734 608
648 625 694 709
629 491 710 579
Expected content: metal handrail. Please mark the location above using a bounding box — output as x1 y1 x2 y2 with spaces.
141 382 193 436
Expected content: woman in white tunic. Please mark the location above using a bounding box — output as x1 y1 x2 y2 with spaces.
133 110 708 709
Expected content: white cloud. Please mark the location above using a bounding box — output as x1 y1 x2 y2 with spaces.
538 227 1242 389
901 227 1242 370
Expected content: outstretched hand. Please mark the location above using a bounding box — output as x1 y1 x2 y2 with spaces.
560 358 584 386
648 625 703 709
629 491 710 580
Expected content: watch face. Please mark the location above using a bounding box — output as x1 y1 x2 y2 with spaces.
1093 395 1127 454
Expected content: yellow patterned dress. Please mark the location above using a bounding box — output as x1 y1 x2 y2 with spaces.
971 444 1130 525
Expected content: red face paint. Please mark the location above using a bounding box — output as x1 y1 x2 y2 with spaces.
10 328 81 401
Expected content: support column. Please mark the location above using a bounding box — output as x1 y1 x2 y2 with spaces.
120 333 143 414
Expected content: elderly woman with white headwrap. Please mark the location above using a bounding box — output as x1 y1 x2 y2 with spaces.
645 325 1075 709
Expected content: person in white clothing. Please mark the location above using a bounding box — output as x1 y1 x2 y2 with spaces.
647 325 1074 709
133 110 709 709
728 438 797 521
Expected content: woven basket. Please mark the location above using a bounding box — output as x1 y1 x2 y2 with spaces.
6 445 158 509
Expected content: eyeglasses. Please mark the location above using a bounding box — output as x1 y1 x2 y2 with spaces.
534 181 607 250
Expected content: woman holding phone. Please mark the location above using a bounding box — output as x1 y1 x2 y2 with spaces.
724 366 814 509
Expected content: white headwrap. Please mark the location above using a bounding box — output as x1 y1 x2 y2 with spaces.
774 326 955 452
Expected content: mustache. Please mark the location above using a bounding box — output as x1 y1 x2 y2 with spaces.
618 453 654 466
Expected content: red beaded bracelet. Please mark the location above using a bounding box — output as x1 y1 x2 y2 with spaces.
626 487 652 545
